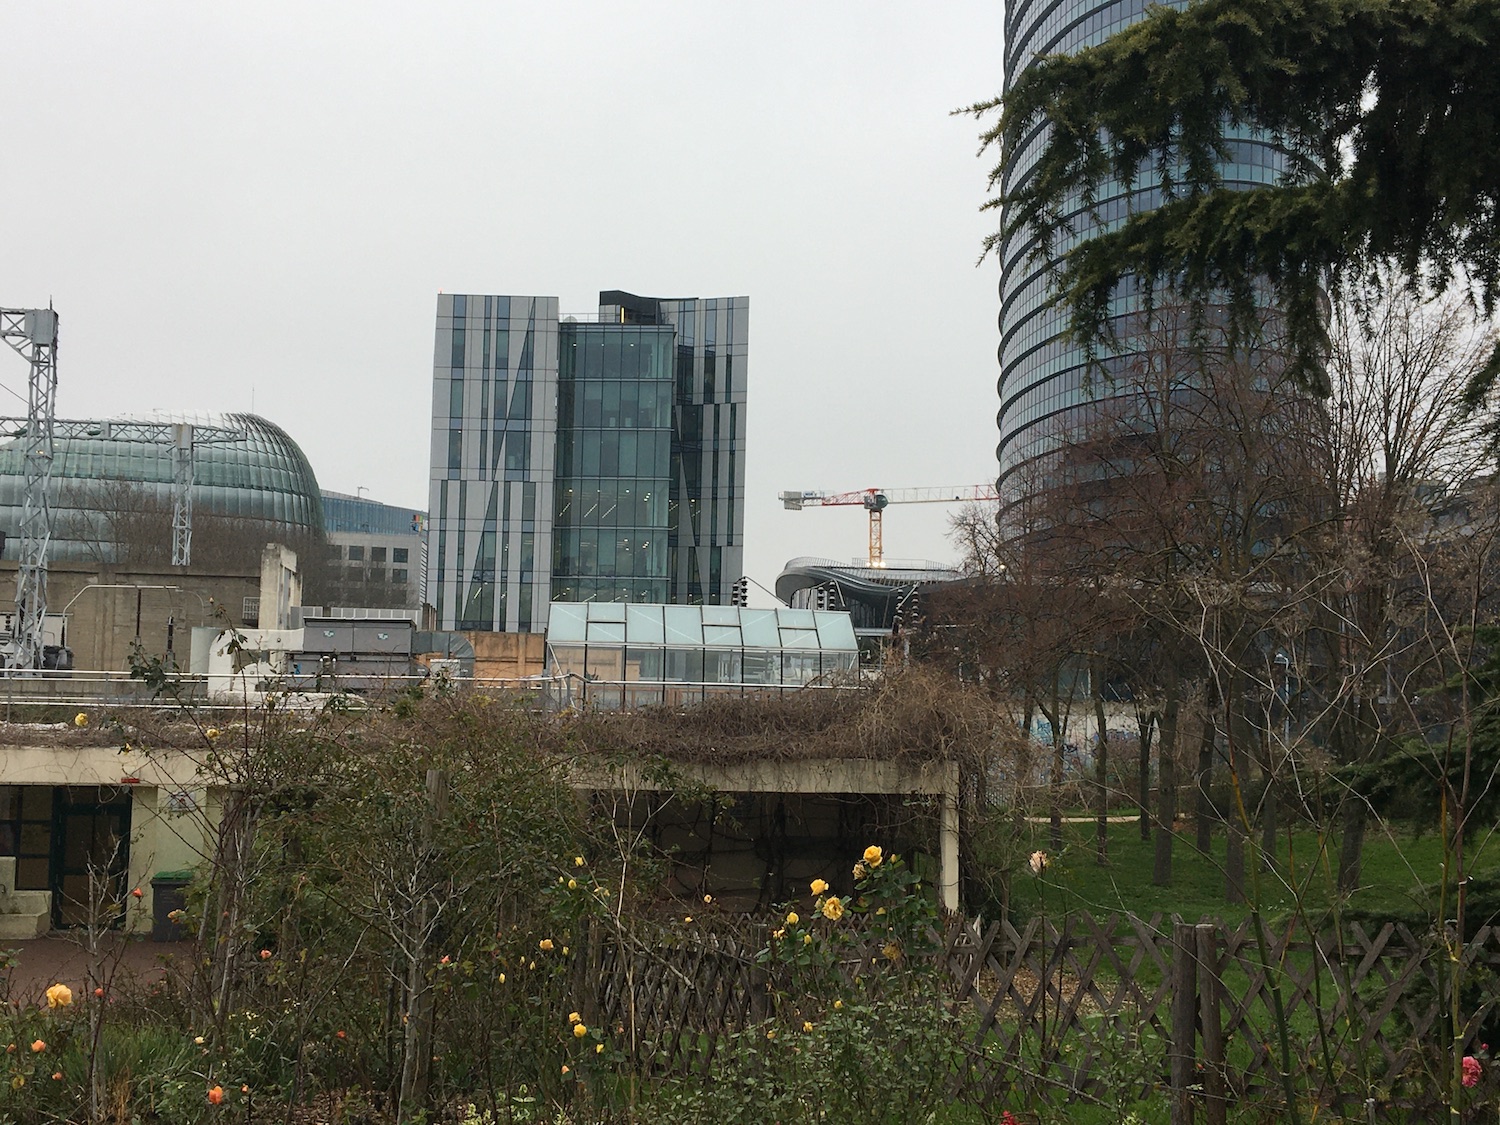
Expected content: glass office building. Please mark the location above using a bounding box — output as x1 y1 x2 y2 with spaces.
428 290 747 633
997 0 1291 494
0 412 323 563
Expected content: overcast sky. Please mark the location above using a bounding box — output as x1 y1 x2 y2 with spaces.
1 2 1004 598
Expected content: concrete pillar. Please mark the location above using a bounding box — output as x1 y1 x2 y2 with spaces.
939 761 960 913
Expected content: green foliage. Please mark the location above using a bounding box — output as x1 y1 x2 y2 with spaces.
970 0 1500 397
649 990 973 1125
656 846 968 1125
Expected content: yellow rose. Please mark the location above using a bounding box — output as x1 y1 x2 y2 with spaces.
863 845 883 867
810 879 829 896
803 1020 814 1032
882 941 902 962
205 727 220 740
596 1042 605 1054
538 939 554 951
853 862 867 879
44 983 72 1009
766 1029 776 1040
772 928 786 940
574 856 585 867
821 897 845 922
568 878 577 889
834 999 843 1010
568 1012 581 1025
785 911 799 925
73 713 88 728
803 933 813 946
573 1023 589 1039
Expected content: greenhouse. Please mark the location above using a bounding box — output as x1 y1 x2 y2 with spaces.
544 601 859 709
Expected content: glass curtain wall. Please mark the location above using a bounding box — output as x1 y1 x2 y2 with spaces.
551 324 674 605
996 0 1292 495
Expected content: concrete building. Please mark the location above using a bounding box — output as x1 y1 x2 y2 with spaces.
996 0 1292 498
320 490 425 610
427 290 747 633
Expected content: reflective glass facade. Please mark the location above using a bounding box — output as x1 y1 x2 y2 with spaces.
997 0 1290 491
428 291 747 634
0 413 323 563
553 323 674 604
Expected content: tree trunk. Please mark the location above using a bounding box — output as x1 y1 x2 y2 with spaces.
1138 708 1156 841
1153 692 1181 886
1050 729 1065 853
1223 701 1250 905
1094 656 1110 866
399 769 450 1120
1195 710 1217 855
1259 721 1278 869
1338 801 1367 893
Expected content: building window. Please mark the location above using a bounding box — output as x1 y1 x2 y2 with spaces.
347 546 365 562
371 547 387 562
393 548 409 564
393 569 408 584
370 568 386 584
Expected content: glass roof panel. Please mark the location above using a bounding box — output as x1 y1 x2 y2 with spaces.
586 620 626 644
588 602 627 622
738 609 780 648
702 625 742 647
663 604 704 645
547 603 588 642
779 627 821 650
625 604 665 645
701 605 740 626
776 607 818 630
813 611 858 650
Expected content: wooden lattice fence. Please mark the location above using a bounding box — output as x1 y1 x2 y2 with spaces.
944 912 1500 1120
583 912 1500 1118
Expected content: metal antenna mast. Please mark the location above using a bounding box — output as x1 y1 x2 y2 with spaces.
0 306 59 670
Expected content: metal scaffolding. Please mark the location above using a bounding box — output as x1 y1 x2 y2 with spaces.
0 307 59 670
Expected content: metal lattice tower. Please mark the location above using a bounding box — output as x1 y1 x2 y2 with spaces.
0 307 59 670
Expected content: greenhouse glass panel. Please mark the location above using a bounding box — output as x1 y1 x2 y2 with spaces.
625 604 665 645
738 610 780 648
663 605 703 645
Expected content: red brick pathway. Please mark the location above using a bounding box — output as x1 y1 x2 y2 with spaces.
2 936 190 1004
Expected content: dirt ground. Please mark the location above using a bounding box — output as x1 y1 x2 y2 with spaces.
1 935 190 1004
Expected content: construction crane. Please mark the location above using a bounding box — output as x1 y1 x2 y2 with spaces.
779 484 999 566
0 416 248 568
0 307 59 671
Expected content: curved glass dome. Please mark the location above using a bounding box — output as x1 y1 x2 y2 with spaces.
0 412 324 565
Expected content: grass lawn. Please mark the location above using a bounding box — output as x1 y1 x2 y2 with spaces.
995 816 1499 928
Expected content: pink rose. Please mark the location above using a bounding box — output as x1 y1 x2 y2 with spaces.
1462 1055 1482 1088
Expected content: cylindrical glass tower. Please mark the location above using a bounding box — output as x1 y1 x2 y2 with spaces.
997 0 1291 495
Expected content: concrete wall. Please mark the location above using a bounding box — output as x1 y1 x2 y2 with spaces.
0 560 260 673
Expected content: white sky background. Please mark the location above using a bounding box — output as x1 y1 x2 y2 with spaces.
1 2 1004 601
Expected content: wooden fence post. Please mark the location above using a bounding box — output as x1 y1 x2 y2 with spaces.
1171 921 1198 1125
1196 922 1226 1125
